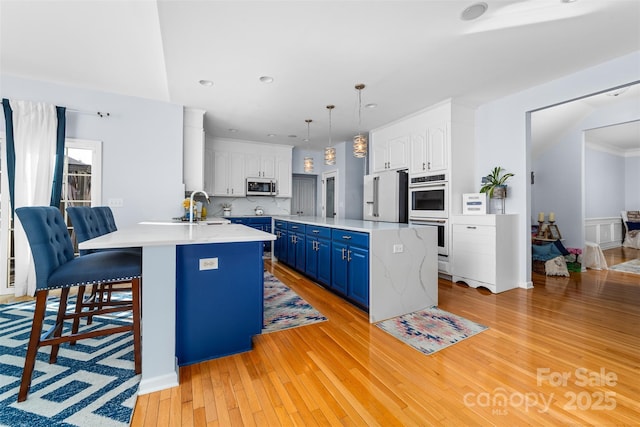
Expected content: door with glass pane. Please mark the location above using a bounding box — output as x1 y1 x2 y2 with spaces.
0 137 101 294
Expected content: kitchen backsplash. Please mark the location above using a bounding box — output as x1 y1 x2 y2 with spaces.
201 196 292 217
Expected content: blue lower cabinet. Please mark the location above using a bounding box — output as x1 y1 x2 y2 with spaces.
305 226 331 286
331 241 349 295
273 222 288 264
331 229 370 308
347 246 369 307
229 217 272 251
176 241 264 366
287 223 306 271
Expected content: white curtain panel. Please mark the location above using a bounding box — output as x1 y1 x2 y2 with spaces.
11 100 58 296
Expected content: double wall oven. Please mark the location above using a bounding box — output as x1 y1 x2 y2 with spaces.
409 173 449 257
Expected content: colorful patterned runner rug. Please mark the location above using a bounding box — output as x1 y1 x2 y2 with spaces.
263 272 327 333
609 259 640 275
375 306 488 355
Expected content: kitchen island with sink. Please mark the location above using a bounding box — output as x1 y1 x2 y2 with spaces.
271 216 438 323
80 222 276 395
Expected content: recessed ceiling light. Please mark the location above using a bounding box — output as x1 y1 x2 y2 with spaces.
561 0 577 3
303 138 309 142
259 76 274 84
461 2 488 20
228 128 238 133
267 134 276 137
199 79 213 87
365 103 378 109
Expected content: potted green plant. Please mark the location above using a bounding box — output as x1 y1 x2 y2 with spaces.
480 166 514 199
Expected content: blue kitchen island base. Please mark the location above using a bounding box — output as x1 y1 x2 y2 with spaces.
176 241 264 367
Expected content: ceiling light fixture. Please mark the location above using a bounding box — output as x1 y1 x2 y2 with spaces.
461 2 488 20
324 105 336 166
228 128 238 133
353 84 367 158
304 119 314 173
259 76 274 84
365 103 378 109
199 79 213 87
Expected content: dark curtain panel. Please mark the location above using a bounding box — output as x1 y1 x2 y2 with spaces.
2 99 16 216
50 106 67 207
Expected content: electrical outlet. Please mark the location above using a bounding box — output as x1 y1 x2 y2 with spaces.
393 244 404 253
199 257 218 270
108 198 124 208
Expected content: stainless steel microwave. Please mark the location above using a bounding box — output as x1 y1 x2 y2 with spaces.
246 178 277 196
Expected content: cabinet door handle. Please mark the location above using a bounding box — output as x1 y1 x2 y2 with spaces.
341 248 346 260
342 235 352 240
427 161 431 170
347 250 352 262
422 162 426 170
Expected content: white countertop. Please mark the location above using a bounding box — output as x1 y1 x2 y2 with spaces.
272 216 414 233
79 222 276 250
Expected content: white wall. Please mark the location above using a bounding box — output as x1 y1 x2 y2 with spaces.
1 74 184 226
475 51 640 288
585 147 626 218
625 156 640 210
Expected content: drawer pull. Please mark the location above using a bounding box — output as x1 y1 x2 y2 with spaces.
342 235 352 240
466 226 477 229
312 230 320 233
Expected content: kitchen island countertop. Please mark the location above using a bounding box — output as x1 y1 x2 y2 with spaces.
271 216 415 233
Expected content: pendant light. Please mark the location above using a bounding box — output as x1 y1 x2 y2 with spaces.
353 83 367 158
303 119 314 172
324 105 336 165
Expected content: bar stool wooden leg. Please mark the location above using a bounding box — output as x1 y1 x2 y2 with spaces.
131 278 142 375
18 291 48 402
50 287 70 364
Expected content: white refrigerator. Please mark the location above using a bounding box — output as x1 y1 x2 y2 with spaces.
363 170 408 223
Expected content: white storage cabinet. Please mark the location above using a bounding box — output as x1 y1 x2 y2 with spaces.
451 214 518 293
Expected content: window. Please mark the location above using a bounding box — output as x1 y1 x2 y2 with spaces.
0 137 101 294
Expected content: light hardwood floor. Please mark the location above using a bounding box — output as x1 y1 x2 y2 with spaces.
9 248 638 425
128 246 640 426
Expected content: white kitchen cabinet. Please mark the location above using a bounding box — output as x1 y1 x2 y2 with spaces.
451 214 518 293
409 122 449 175
275 155 292 197
212 150 245 196
211 138 292 198
183 108 206 192
245 154 276 178
371 135 409 172
204 143 215 194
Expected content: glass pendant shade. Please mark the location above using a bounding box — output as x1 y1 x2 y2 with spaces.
324 147 336 165
353 134 367 158
304 156 314 172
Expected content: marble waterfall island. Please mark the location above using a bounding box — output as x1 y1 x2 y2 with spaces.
271 217 438 323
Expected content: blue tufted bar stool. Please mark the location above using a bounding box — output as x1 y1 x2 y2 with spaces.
15 206 142 402
66 206 141 333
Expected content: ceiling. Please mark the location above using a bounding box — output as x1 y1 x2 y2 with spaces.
2 0 640 150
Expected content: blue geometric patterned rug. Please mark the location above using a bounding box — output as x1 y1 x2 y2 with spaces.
375 306 488 355
262 272 327 333
0 296 139 427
